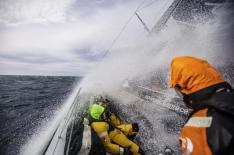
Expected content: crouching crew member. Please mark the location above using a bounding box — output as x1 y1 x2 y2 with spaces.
89 97 144 155
170 56 234 155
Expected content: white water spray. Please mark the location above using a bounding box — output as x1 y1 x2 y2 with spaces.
20 83 81 155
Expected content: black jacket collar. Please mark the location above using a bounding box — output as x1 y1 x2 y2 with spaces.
188 82 234 115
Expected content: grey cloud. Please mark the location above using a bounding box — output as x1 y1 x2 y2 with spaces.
0 53 64 64
0 0 75 25
73 0 133 9
72 48 104 62
69 0 137 18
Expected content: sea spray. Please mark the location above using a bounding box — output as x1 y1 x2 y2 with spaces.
20 83 81 155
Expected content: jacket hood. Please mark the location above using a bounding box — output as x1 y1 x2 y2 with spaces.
170 56 225 94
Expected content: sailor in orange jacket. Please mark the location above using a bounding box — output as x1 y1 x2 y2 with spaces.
89 97 143 155
170 56 234 155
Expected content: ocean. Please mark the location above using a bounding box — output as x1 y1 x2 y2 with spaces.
0 76 80 155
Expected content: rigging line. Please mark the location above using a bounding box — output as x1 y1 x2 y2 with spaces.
154 0 173 21
52 90 81 155
43 106 75 155
51 107 74 155
57 88 81 139
102 0 148 58
136 85 179 99
153 0 185 34
138 0 158 11
45 88 81 155
135 12 151 33
65 120 74 155
51 104 76 155
53 92 81 155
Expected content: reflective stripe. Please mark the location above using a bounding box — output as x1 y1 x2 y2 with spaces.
185 137 193 155
185 117 212 127
98 131 108 138
181 137 193 155
119 147 124 155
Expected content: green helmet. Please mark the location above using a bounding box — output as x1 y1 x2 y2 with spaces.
89 103 105 120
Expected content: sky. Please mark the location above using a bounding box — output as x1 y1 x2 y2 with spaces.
0 0 172 76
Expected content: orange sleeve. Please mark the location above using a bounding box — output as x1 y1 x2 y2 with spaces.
179 108 212 155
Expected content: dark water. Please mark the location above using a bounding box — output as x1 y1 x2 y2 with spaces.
0 76 80 155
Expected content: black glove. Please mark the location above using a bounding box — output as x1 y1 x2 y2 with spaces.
122 147 144 155
132 123 139 132
123 147 131 155
138 147 145 155
105 111 112 118
164 146 175 155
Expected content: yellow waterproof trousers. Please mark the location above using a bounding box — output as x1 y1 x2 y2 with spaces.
109 128 140 155
91 122 140 155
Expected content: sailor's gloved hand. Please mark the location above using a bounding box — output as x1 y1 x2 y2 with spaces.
127 123 139 140
120 147 131 155
132 123 139 132
138 147 145 155
164 146 175 155
158 146 175 155
105 111 112 118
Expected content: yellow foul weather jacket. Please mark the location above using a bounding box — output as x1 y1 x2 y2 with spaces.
90 113 141 155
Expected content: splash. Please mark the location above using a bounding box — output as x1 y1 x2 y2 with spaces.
20 84 81 155
79 3 233 95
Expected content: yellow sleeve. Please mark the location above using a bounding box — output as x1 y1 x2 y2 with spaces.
109 113 122 126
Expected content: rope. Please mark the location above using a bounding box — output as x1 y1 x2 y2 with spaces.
51 88 82 154
135 12 151 33
136 85 179 98
152 0 173 24
138 0 158 11
42 88 81 155
65 120 74 155
102 0 148 58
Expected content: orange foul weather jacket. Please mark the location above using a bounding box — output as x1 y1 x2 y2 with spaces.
170 56 234 155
